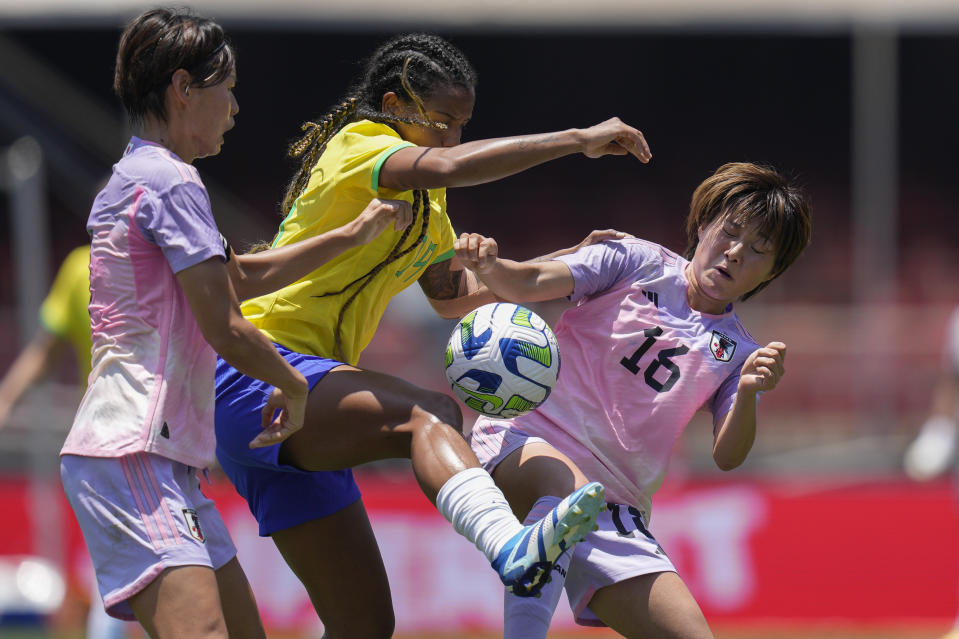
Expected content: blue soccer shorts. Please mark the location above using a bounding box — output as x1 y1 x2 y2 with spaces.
214 343 361 536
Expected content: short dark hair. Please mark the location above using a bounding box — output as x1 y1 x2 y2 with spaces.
113 7 235 126
684 162 812 300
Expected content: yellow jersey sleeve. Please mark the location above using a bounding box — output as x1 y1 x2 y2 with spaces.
38 245 92 381
273 121 414 247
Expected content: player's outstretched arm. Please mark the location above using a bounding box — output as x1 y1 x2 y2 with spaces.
380 117 651 191
227 198 412 300
712 341 786 471
424 229 624 319
453 233 575 304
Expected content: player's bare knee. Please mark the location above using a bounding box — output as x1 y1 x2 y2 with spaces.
412 391 463 431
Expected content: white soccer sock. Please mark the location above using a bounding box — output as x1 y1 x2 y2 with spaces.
504 496 567 639
435 467 524 562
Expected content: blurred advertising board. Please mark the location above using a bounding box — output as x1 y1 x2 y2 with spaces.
0 473 955 633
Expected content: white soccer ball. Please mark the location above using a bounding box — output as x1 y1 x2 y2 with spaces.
444 302 561 418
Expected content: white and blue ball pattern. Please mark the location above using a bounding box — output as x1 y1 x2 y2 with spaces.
445 303 561 418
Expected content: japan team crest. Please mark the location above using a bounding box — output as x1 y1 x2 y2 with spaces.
709 330 737 362
182 508 205 543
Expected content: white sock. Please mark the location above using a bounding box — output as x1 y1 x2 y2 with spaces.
435 467 524 561
504 496 567 639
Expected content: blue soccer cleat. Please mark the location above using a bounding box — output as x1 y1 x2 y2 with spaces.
492 481 605 597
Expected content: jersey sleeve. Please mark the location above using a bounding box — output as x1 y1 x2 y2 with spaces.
137 181 225 274
708 371 741 431
555 239 661 302
333 123 415 196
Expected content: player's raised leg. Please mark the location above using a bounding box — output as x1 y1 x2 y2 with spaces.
278 364 603 597
492 440 603 637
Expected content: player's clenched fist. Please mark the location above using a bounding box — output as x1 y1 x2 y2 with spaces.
347 197 413 245
454 232 499 274
738 341 786 394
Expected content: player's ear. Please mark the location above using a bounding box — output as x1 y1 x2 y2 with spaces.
381 92 402 116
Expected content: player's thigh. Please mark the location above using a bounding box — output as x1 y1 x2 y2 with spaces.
588 570 713 639
492 441 591 518
282 365 463 470
128 564 228 639
271 499 393 639
215 557 266 639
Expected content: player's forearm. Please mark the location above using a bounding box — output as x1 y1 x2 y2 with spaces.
209 316 307 398
712 392 759 470
383 129 583 190
232 228 359 300
0 331 60 410
472 259 554 303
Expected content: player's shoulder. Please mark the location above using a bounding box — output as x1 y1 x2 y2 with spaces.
718 313 762 354
322 120 408 171
119 139 203 191
613 237 680 264
336 119 403 147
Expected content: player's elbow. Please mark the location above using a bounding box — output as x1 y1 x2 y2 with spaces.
201 316 249 357
713 456 744 472
712 447 747 471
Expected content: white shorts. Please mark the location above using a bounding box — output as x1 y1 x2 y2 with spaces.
470 421 676 627
60 453 236 620
469 420 548 470
566 505 676 626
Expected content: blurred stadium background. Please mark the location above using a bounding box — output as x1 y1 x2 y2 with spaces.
1 0 957 637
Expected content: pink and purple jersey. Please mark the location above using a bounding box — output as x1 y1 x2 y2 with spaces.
472 238 759 516
61 137 225 469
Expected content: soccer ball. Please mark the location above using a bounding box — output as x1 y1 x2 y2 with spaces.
444 302 560 419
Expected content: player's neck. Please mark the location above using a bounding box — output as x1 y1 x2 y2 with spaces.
136 118 193 164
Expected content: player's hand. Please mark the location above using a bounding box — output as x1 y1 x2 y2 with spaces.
579 117 651 163
347 198 413 245
454 232 499 275
577 228 634 250
543 228 634 260
738 341 786 394
249 387 307 448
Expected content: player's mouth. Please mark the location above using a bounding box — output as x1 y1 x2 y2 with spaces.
714 265 733 280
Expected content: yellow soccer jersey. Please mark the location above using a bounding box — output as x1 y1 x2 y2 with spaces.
39 245 92 382
242 120 456 365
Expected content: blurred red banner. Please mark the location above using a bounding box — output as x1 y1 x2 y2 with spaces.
1 473 956 632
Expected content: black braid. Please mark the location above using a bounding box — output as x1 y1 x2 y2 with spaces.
323 189 432 361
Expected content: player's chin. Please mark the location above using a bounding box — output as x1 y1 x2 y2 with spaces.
196 142 224 160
